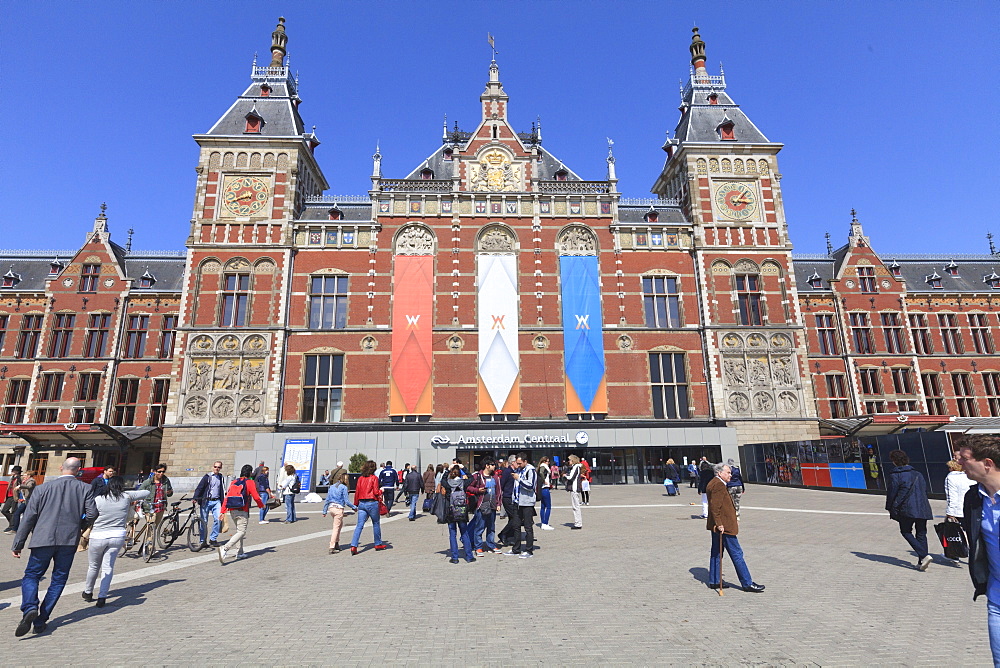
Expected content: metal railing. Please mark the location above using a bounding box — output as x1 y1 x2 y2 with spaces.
305 195 372 203
537 181 611 194
376 179 452 193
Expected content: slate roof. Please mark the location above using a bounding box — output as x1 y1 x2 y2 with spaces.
617 205 688 225
402 134 584 183
204 77 306 137
674 96 769 144
297 203 373 222
791 253 1000 293
0 250 186 293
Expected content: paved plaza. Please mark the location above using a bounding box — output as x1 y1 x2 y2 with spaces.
0 484 990 666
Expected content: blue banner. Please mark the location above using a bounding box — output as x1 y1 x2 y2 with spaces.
559 256 606 412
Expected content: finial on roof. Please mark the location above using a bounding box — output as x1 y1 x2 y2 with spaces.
488 33 498 63
99 202 107 218
536 116 542 142
690 27 707 77
372 142 382 178
825 232 833 256
989 231 997 255
125 228 134 254
443 114 448 141
850 208 858 224
270 17 287 67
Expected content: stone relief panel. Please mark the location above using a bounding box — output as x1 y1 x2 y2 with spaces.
477 226 516 253
180 332 270 424
394 225 435 255
556 225 597 256
720 330 805 418
469 149 521 192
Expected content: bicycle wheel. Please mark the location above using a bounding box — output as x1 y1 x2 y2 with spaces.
187 517 205 552
157 517 178 550
143 531 156 562
123 522 139 553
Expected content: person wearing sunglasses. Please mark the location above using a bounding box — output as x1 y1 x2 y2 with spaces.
137 464 173 537
193 461 228 545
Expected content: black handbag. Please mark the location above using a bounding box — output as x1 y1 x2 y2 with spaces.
935 520 969 559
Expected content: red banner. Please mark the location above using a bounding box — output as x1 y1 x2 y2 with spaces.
390 255 434 414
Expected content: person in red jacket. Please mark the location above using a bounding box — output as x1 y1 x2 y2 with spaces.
350 460 387 555
217 464 264 564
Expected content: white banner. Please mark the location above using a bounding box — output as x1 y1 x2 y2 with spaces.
477 254 520 413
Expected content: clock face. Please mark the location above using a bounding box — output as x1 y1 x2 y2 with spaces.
575 430 589 445
714 181 758 220
222 176 270 216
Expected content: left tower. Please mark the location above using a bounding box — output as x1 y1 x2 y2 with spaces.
161 18 328 472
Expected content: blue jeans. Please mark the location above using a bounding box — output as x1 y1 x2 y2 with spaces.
472 509 497 551
540 488 552 525
259 493 270 521
351 500 383 547
709 532 754 588
11 501 27 532
407 493 419 519
21 545 77 623
448 520 474 561
284 494 297 522
897 518 928 559
200 499 222 542
988 600 1000 666
382 489 394 512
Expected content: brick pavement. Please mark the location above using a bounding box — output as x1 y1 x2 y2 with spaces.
0 484 991 666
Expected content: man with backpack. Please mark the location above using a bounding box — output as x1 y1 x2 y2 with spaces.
467 458 500 556
504 452 538 559
378 461 398 513
218 464 264 564
403 465 423 520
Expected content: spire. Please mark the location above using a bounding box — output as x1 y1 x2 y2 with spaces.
270 17 287 67
606 138 617 183
442 114 448 142
848 208 869 247
372 143 382 179
480 49 509 122
690 27 708 80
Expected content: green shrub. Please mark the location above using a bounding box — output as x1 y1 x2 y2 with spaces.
348 452 368 474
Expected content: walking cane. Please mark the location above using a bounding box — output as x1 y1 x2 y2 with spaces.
717 529 724 597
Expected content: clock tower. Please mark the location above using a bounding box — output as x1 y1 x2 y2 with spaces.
161 18 329 470
652 29 818 444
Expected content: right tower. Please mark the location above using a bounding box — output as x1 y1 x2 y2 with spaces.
652 29 819 444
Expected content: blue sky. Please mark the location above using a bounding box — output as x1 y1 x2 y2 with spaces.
2 1 997 256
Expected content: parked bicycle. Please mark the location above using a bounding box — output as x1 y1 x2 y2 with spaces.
122 503 157 562
156 496 205 552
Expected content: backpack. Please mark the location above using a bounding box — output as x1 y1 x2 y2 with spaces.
291 475 301 495
448 479 467 519
226 478 249 509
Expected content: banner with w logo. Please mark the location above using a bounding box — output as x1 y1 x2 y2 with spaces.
477 254 520 414
559 255 607 413
390 255 434 415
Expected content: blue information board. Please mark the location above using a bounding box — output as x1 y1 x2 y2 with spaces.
282 438 316 492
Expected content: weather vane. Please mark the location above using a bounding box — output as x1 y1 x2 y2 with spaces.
488 33 498 61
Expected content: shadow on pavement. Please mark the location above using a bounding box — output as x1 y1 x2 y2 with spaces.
689 566 711 585
851 551 917 569
22 578 184 638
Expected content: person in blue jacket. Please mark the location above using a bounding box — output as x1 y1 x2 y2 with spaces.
322 472 357 554
885 449 934 571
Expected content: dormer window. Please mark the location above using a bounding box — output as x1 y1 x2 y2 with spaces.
945 261 959 276
707 92 719 105
644 210 659 223
1 268 19 288
420 169 434 180
138 270 156 289
244 111 263 133
807 271 823 289
926 271 943 289
443 149 453 161
718 120 736 141
48 260 63 276
889 260 901 277
985 271 1000 289
554 169 568 182
260 84 271 97
327 208 342 221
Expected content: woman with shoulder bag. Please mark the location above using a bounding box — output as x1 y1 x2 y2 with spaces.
350 461 387 555
83 477 150 607
278 464 298 524
538 456 554 531
565 455 584 529
439 464 475 564
323 472 357 554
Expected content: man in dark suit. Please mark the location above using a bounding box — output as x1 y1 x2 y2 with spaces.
11 457 98 636
706 462 765 593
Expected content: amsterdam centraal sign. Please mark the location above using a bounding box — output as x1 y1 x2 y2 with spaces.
430 431 590 448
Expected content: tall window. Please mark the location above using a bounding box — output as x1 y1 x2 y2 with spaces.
158 316 177 359
84 314 111 357
953 372 978 417
0 314 7 353
939 314 964 354
149 379 170 427
308 276 348 330
850 313 875 354
222 274 250 327
38 373 64 402
825 374 849 418
76 373 101 401
881 312 905 354
735 274 762 326
891 368 913 394
862 399 887 414
857 266 877 293
302 354 344 423
123 315 149 358
112 378 140 426
921 372 946 415
984 372 1000 417
859 368 882 395
969 313 994 354
34 408 58 423
14 314 42 358
72 407 96 423
816 315 839 355
909 314 933 355
2 379 29 423
79 264 100 292
48 314 75 357
643 276 681 327
649 352 690 419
